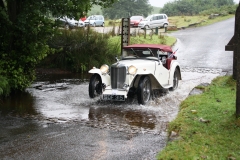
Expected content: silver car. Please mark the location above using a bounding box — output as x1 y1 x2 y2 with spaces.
84 15 105 27
138 14 169 29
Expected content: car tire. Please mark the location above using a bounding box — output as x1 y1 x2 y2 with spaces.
93 23 96 27
163 23 168 28
101 22 104 27
137 76 152 105
89 74 102 98
169 69 180 91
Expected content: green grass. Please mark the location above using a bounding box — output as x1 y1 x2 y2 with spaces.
157 76 240 160
169 14 234 28
108 34 176 47
104 14 234 29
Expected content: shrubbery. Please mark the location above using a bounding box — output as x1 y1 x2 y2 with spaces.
199 5 238 16
0 75 10 97
41 28 121 73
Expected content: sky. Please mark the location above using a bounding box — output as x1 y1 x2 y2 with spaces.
149 0 240 8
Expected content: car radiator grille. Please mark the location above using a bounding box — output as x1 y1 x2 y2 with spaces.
111 66 126 89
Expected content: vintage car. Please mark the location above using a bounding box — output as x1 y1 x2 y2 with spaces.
88 44 181 105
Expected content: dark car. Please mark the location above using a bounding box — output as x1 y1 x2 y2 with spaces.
130 16 144 27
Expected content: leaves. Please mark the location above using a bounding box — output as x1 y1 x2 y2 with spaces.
0 0 117 94
103 0 153 19
161 0 235 16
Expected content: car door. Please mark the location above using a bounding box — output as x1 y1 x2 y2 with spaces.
154 56 169 87
158 15 165 27
93 16 98 26
150 15 157 28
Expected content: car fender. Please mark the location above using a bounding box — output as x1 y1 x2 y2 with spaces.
169 61 182 85
88 68 111 86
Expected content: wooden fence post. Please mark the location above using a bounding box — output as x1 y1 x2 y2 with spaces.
225 3 240 117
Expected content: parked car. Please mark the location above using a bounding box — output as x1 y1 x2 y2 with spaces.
84 15 105 27
56 16 84 29
130 16 144 27
138 14 169 29
80 16 87 22
88 44 181 105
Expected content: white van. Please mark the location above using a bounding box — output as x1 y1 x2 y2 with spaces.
84 15 105 27
138 14 168 29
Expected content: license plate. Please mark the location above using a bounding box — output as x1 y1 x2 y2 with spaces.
103 95 125 101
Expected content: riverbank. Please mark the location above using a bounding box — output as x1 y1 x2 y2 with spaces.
157 76 239 159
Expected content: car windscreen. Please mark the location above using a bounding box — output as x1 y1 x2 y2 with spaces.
143 15 152 21
131 16 142 20
122 48 160 59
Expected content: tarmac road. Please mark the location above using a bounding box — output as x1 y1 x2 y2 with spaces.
0 18 235 160
171 18 234 71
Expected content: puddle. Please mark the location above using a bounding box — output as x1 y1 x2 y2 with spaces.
0 71 221 134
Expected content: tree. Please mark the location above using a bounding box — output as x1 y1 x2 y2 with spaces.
102 0 153 19
0 0 116 95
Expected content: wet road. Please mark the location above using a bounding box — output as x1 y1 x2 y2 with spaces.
171 18 234 71
0 18 234 159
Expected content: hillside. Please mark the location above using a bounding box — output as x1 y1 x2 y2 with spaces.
88 5 161 17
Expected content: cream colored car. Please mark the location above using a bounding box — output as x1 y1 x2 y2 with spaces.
88 44 181 105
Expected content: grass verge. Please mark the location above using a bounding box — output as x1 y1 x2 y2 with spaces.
169 15 234 28
157 76 240 160
108 34 176 47
105 14 234 29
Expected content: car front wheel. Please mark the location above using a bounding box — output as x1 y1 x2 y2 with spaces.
101 22 104 27
169 69 180 91
89 74 102 98
137 76 152 105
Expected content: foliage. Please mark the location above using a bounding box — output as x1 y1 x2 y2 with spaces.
0 0 116 96
157 76 240 159
87 5 103 16
199 4 238 16
42 28 120 72
161 0 235 16
0 75 10 96
151 6 162 14
102 0 153 19
168 14 234 28
40 28 176 72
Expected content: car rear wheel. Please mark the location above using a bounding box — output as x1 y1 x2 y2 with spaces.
89 74 102 98
163 23 168 28
144 25 150 29
137 76 152 105
169 69 180 91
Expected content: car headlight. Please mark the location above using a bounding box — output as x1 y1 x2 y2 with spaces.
100 64 109 74
128 65 137 75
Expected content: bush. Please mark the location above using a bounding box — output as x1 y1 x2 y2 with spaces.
199 5 237 16
42 28 120 73
0 75 10 97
